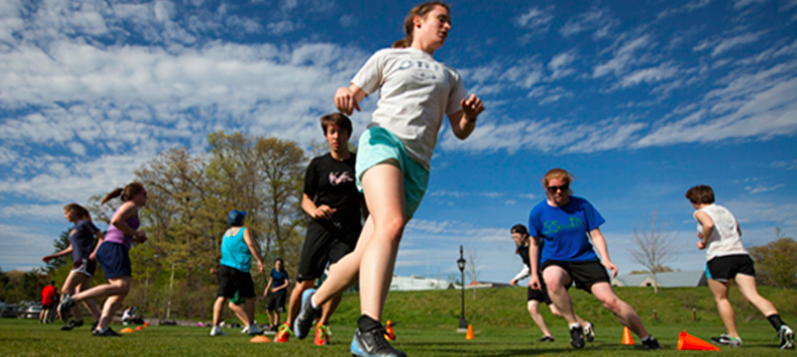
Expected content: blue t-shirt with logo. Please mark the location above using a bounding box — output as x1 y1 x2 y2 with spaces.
270 269 289 294
528 196 605 264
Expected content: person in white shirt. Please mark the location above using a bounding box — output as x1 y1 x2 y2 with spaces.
686 185 793 349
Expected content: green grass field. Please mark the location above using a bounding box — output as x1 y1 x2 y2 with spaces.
1 286 794 356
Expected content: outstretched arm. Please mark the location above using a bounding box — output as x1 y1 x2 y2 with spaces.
42 244 73 263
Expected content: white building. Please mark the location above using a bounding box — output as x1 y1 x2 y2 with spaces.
389 275 456 291
611 271 707 288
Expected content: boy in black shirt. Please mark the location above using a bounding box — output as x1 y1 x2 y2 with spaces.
275 113 365 346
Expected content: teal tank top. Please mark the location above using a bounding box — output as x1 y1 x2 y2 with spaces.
220 227 251 272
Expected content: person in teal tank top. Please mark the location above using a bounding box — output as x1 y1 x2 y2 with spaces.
209 210 265 337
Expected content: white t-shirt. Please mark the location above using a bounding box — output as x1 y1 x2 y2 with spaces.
697 204 747 261
352 47 469 171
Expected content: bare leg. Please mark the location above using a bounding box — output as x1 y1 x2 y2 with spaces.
548 303 589 329
528 300 552 337
709 278 738 337
319 292 344 326
311 218 375 305
591 282 649 338
244 298 256 326
212 297 226 326
97 291 128 330
542 266 578 324
735 274 778 316
229 301 247 326
77 278 101 321
286 280 315 326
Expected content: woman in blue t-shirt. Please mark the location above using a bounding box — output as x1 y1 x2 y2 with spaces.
527 168 660 350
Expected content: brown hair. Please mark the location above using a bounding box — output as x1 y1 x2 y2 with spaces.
685 185 715 204
511 224 530 253
542 168 574 195
392 2 451 48
63 203 91 221
320 113 353 136
101 182 145 205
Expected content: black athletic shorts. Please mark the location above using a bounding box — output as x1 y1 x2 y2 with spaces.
266 292 286 313
706 254 755 282
217 265 255 298
527 283 553 305
297 218 361 282
541 259 610 292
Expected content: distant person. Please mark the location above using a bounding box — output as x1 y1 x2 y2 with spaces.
209 209 264 337
686 185 794 349
42 203 103 330
40 281 57 324
292 3 485 356
264 258 289 332
275 113 365 347
528 168 661 349
509 224 594 343
57 182 148 336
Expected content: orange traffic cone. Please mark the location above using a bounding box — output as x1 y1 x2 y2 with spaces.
135 326 144 331
250 335 271 343
621 326 634 345
677 330 720 351
144 321 149 327
120 327 135 334
465 324 474 340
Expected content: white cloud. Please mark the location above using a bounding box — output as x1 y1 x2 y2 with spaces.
593 35 652 78
619 62 679 88
772 159 797 170
711 31 766 57
548 50 578 80
734 0 767 10
0 204 66 222
560 7 618 39
657 0 714 19
516 6 554 34
745 184 786 194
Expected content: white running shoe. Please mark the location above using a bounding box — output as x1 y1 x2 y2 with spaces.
210 326 227 336
247 324 264 336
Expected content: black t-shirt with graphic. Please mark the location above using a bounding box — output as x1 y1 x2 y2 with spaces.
303 153 362 223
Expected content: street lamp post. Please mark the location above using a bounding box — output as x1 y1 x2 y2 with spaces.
457 245 468 331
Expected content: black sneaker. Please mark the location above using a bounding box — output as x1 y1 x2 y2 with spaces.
57 294 75 323
293 289 318 339
569 325 585 349
91 321 98 330
92 327 121 337
61 319 84 331
350 328 407 357
711 334 742 347
642 337 662 350
538 335 554 342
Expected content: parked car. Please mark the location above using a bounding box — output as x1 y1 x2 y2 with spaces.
0 302 18 318
20 304 42 319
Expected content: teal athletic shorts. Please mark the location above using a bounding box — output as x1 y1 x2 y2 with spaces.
356 126 429 218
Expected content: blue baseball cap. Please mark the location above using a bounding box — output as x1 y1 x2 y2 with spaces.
228 210 247 226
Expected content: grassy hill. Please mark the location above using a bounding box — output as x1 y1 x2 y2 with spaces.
315 285 796 329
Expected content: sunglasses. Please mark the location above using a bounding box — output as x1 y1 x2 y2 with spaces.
546 184 569 194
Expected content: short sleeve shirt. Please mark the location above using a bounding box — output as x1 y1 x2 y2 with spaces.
270 269 289 294
303 153 361 223
528 197 605 264
69 220 99 262
351 48 469 171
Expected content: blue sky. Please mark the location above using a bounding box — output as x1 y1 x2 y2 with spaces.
1 0 796 284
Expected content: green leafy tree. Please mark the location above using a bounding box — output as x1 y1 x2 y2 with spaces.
748 229 797 289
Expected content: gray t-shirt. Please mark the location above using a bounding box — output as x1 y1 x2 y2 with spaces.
352 47 469 171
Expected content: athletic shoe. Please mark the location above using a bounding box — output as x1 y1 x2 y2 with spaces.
91 321 98 330
642 337 662 350
274 323 291 343
209 326 227 336
711 334 742 347
314 324 330 346
92 327 121 337
60 319 84 331
584 322 595 342
537 335 554 342
569 325 585 349
779 325 795 350
350 328 407 357
241 325 248 334
293 289 319 340
57 294 75 323
247 324 264 336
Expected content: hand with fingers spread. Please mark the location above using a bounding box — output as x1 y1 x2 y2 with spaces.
334 87 361 116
